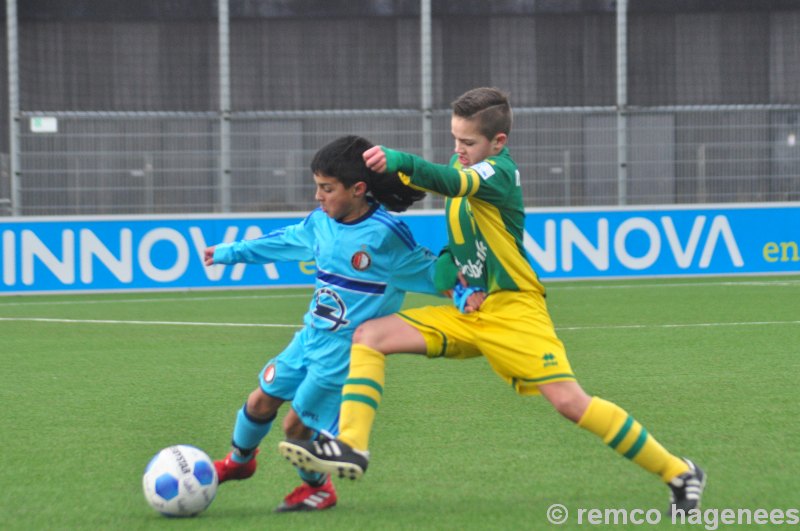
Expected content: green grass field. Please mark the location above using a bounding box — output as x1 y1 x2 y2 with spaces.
1 275 799 530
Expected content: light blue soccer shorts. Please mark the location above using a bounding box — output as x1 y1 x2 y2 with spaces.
257 327 349 436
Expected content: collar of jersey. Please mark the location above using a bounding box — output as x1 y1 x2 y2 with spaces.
340 199 379 225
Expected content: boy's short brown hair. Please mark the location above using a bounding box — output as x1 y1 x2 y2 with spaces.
451 87 512 140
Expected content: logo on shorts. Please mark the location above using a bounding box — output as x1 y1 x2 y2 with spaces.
301 410 319 422
351 250 372 271
543 353 558 368
262 364 276 384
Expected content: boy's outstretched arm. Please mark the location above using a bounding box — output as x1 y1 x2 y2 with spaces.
364 144 482 198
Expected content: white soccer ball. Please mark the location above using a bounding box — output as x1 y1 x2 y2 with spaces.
142 444 218 517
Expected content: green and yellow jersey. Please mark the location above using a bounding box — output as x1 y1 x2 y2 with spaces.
384 147 545 295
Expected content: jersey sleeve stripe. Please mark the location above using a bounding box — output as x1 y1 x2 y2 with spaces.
457 170 469 195
373 209 415 240
372 212 417 250
464 169 480 196
256 228 286 240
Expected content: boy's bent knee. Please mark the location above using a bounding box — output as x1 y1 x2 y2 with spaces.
245 388 282 419
539 381 591 423
352 318 392 348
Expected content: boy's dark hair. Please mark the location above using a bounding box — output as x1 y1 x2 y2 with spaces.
451 87 512 140
310 135 425 213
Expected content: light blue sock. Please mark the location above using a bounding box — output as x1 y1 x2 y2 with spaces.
230 404 274 464
297 468 326 487
295 431 326 486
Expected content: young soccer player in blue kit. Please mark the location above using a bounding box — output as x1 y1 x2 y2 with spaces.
204 135 439 512
280 88 706 514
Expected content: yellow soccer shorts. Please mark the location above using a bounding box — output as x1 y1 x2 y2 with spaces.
397 290 575 396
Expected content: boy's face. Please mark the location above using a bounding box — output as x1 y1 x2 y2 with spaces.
313 173 368 223
451 115 507 167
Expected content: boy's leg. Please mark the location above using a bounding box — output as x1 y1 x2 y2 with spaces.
327 313 428 451
218 351 303 482
336 343 387 450
231 390 278 462
540 381 705 512
570 392 689 481
282 407 325 486
540 381 688 479
276 331 351 511
215 388 278 482
577 395 705 513
276 408 338 512
279 314 428 479
487 291 705 512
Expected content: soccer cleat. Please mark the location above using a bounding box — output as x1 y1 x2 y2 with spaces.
214 448 260 483
279 437 369 480
274 475 337 512
668 459 706 515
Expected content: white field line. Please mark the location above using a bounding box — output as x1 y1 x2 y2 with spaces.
1 279 797 329
0 316 797 331
0 293 311 307
0 278 797 308
551 280 800 290
557 320 800 331
0 317 301 328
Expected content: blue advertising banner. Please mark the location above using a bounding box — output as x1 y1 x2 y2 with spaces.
0 204 797 294
522 204 799 279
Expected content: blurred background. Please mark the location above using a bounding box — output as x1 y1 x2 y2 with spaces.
2 0 799 216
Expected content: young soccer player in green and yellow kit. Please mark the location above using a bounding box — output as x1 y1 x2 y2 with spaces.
280 87 706 514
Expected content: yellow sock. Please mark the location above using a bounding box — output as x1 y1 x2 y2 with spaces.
578 397 689 482
338 344 386 451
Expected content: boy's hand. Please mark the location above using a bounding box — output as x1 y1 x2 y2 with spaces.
203 246 216 266
453 272 486 314
363 145 388 173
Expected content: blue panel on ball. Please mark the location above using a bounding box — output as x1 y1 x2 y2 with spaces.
154 473 180 501
193 460 215 486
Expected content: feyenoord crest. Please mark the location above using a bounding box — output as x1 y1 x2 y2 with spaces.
262 364 276 384
351 250 372 271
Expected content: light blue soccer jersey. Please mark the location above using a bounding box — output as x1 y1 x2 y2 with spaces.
212 202 438 433
213 202 438 338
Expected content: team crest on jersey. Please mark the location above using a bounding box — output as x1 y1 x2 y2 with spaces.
351 250 372 271
262 364 276 384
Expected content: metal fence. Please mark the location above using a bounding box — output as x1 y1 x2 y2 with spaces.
3 0 800 216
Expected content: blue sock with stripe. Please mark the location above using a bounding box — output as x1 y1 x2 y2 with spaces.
230 404 274 464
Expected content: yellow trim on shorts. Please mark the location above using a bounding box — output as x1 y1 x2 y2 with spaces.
513 373 577 396
396 311 448 357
